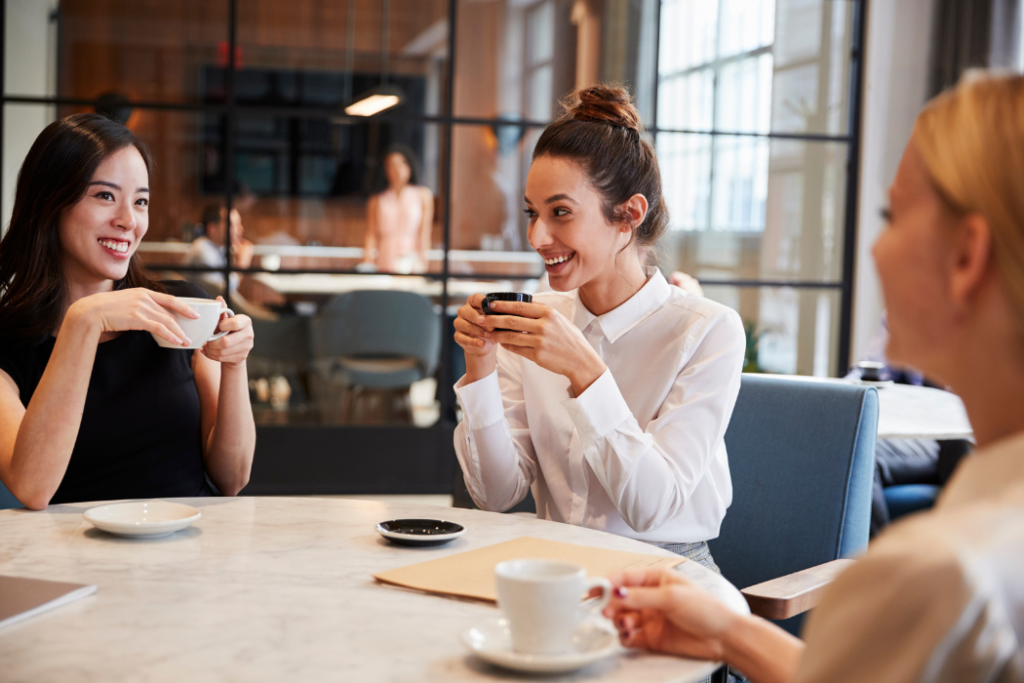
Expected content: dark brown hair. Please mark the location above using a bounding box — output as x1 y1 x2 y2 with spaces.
0 113 162 343
532 85 668 255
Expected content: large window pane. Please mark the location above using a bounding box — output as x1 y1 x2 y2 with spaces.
448 123 545 278
658 135 847 282
657 0 854 136
4 1 231 105
702 284 840 376
219 116 445 275
455 0 659 123
236 0 449 119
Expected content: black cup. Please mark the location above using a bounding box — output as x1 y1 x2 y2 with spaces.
482 292 532 331
855 361 885 382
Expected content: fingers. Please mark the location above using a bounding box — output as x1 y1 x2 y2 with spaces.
150 291 201 319
453 314 489 340
454 331 488 352
466 293 487 312
475 313 543 334
143 320 187 347
482 299 547 319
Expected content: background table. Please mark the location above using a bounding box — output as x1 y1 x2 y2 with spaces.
872 383 973 440
0 497 748 682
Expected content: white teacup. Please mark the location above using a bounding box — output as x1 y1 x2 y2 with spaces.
152 297 234 350
494 559 612 656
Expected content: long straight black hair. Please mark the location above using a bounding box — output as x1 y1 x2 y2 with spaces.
0 113 162 344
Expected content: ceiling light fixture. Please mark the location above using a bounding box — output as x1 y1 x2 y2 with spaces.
344 0 404 117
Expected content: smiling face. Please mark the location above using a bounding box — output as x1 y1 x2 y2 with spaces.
872 137 962 378
58 145 150 286
524 155 634 292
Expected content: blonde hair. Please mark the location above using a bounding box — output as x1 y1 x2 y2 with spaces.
914 71 1024 319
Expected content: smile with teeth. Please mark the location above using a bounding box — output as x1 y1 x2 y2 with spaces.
98 239 129 254
544 253 575 266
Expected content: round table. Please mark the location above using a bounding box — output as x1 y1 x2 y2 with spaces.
0 497 747 682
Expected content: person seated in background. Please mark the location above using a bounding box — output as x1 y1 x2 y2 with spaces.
187 204 253 296
361 145 434 274
850 313 972 536
0 114 256 510
452 86 746 569
602 72 1024 682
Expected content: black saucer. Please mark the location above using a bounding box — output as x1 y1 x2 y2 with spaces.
375 518 466 546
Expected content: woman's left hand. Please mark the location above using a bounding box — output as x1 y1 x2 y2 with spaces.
476 299 606 395
202 296 254 366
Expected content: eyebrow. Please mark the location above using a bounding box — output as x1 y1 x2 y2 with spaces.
89 181 150 193
522 193 579 206
545 193 578 205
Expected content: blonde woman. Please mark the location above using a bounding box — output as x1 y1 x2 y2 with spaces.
602 72 1024 682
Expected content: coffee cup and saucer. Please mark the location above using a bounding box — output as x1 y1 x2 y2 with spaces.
151 297 235 350
461 559 620 674
481 292 532 332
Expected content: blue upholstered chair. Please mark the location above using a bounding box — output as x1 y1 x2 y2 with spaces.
884 483 940 519
0 479 22 510
710 375 878 636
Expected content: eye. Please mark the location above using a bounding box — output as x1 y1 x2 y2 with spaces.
135 197 149 207
523 208 537 219
95 191 114 201
553 207 570 218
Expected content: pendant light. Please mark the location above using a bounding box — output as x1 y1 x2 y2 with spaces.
345 0 404 117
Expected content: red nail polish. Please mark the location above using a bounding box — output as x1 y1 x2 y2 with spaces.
614 587 627 599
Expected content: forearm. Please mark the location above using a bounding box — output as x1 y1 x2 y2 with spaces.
8 314 100 508
204 362 255 495
723 614 804 683
455 420 532 510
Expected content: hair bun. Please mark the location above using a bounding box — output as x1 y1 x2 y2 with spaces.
564 85 643 132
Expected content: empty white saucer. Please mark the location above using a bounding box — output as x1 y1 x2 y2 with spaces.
84 501 201 538
461 617 620 673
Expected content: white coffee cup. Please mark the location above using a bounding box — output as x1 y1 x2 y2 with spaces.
152 297 235 350
494 559 612 656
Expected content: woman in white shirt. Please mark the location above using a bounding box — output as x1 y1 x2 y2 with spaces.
601 72 1024 682
453 86 746 568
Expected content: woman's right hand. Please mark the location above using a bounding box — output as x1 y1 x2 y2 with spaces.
66 288 200 347
454 294 498 359
602 568 740 662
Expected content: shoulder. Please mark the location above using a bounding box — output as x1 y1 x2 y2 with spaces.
160 280 211 300
657 287 745 352
798 506 1023 682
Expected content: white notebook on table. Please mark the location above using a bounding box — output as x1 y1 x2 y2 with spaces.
0 575 96 630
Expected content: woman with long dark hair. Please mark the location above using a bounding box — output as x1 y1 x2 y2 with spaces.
0 114 256 510
452 86 745 568
361 144 434 273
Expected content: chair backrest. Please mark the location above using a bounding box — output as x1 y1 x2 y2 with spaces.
250 315 312 370
311 290 441 376
0 479 23 510
711 375 877 594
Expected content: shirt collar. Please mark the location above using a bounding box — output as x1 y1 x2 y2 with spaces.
570 269 672 343
938 431 1024 509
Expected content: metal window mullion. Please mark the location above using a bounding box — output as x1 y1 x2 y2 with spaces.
438 0 458 425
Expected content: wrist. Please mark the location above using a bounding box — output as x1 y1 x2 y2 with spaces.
61 301 102 340
219 359 248 373
463 354 496 384
568 357 606 396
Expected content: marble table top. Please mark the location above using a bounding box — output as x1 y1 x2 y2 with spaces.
873 383 973 440
0 497 748 682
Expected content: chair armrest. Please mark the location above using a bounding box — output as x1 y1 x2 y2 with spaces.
740 559 856 620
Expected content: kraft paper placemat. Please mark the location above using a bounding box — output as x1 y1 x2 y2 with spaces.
373 536 683 603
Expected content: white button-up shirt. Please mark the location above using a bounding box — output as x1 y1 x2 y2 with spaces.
797 432 1024 682
453 271 746 544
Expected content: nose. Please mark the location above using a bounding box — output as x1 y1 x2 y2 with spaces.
528 219 553 252
115 200 137 231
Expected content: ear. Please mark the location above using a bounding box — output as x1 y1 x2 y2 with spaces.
949 212 993 306
621 194 649 233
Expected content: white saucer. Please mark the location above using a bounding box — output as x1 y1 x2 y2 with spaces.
84 501 201 538
461 617 620 673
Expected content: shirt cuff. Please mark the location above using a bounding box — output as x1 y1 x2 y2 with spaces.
560 369 631 447
454 370 506 429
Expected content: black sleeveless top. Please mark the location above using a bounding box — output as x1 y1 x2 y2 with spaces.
0 280 212 504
